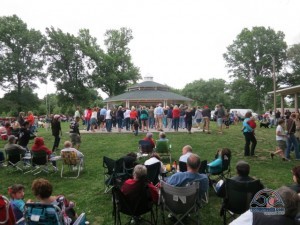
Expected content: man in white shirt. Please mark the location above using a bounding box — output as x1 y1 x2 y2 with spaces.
179 145 193 163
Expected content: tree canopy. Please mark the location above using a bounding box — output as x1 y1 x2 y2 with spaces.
0 15 46 111
223 26 287 111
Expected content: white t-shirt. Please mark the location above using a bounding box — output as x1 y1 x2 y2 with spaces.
229 210 252 225
179 152 192 163
124 109 131 119
276 125 286 141
91 111 97 119
106 110 112 119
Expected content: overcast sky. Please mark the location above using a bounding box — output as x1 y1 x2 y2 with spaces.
1 0 300 98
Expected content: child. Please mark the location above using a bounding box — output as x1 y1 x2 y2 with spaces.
8 184 26 224
133 119 139 136
271 119 289 161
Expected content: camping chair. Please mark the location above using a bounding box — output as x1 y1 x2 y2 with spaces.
138 140 153 154
103 156 127 194
178 161 187 172
112 185 157 225
146 162 161 186
60 151 83 179
5 149 26 173
0 195 16 225
24 203 63 225
210 155 231 182
30 151 56 175
221 178 263 225
160 181 200 225
154 140 171 164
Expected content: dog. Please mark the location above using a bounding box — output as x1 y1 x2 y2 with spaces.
260 122 270 128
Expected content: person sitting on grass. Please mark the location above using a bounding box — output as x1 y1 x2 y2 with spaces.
271 119 289 161
28 178 77 224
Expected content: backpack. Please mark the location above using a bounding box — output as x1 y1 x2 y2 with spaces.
56 195 76 225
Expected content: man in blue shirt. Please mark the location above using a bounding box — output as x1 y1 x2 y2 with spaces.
167 153 209 200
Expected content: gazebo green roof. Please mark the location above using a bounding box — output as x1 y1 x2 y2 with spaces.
103 78 193 104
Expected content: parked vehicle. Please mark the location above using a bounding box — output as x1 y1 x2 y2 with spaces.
229 109 258 119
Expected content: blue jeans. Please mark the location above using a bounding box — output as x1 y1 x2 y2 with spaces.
149 117 155 129
106 119 112 132
286 133 300 159
173 118 179 131
179 116 185 128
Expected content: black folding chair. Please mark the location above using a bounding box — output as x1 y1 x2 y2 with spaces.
179 160 207 174
146 162 161 186
103 156 127 193
221 178 263 225
112 185 157 225
160 181 200 225
139 140 153 154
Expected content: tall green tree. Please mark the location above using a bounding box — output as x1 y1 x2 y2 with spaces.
0 15 46 111
182 78 230 108
283 43 300 86
45 27 95 107
223 26 287 111
92 27 141 96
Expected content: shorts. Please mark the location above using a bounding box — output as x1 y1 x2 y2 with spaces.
100 115 105 122
277 140 286 150
90 118 97 125
196 119 202 123
70 133 81 145
217 118 223 126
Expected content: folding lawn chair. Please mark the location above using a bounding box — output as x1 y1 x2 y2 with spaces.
30 151 56 175
155 140 171 164
0 195 16 225
103 156 127 193
24 203 63 225
160 181 200 225
145 162 161 186
138 140 153 154
61 151 83 178
5 149 26 173
221 178 263 225
112 185 157 225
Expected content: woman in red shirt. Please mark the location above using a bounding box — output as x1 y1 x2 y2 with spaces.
130 106 138 132
172 105 180 132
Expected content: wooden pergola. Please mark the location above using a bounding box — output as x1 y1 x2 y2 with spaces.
268 84 300 114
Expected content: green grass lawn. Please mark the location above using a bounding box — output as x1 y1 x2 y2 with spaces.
0 122 297 225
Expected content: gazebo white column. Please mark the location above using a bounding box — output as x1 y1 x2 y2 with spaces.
295 93 299 111
280 95 284 115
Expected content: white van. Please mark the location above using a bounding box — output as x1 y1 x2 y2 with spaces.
229 109 258 119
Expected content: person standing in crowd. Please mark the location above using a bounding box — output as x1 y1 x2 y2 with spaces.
179 104 186 129
202 105 211 134
286 113 300 160
85 107 92 131
17 112 25 127
27 111 35 134
216 104 225 134
194 106 203 130
154 103 164 131
130 106 138 132
275 109 281 126
172 105 180 132
51 115 62 152
116 106 125 132
70 116 81 149
123 107 131 131
242 112 257 156
148 106 155 129
185 107 194 134
74 106 81 119
105 107 112 132
140 106 149 132
166 105 173 131
90 107 98 132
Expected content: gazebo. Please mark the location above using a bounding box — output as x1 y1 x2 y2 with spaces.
104 77 193 108
267 84 300 114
